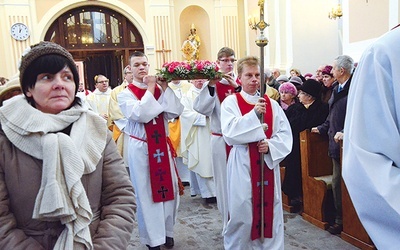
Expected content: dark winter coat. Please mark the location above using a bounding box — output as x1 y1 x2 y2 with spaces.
317 75 352 159
282 99 329 198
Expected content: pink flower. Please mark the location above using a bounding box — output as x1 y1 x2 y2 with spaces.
196 61 205 71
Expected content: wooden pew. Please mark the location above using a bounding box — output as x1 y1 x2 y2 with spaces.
340 141 376 249
300 129 335 230
279 164 295 212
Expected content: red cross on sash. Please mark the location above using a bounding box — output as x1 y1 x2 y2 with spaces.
128 84 174 202
216 81 236 103
236 93 274 240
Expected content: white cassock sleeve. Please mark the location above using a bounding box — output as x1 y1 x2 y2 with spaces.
221 95 292 169
193 82 216 116
118 86 183 124
343 27 400 250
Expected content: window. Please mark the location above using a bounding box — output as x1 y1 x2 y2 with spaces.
45 6 143 50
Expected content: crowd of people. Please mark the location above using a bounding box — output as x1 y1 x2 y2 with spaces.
0 25 399 249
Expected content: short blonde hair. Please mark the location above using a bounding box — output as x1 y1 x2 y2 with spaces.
237 56 259 76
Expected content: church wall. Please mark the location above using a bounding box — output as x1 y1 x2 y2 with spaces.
35 0 60 23
1 0 35 78
290 0 339 75
179 6 211 61
0 0 152 78
173 0 240 63
343 0 399 62
1 0 399 79
349 0 389 43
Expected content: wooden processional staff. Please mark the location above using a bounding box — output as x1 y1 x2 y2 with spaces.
255 0 270 242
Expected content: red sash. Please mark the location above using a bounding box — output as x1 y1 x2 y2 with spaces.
215 81 236 159
128 84 174 202
216 81 236 103
236 93 274 240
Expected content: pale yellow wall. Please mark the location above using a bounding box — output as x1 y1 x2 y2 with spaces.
0 0 34 78
349 0 389 43
36 0 60 23
1 0 399 79
173 0 240 62
0 0 150 78
290 0 339 74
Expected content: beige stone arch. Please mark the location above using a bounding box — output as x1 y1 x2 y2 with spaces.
35 0 158 72
36 1 149 45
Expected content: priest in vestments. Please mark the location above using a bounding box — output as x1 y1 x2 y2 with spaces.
180 79 216 201
168 80 192 185
86 74 112 120
221 56 292 249
108 66 133 169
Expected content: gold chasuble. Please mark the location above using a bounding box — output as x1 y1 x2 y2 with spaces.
236 93 274 240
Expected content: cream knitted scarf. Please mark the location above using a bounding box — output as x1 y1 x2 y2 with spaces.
0 95 107 249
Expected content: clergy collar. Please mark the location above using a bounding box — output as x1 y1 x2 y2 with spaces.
132 80 147 89
240 90 260 103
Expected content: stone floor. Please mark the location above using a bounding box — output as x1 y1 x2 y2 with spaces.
127 186 358 250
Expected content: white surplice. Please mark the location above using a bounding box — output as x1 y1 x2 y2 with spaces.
193 80 230 232
221 91 292 250
343 27 400 250
118 81 183 247
180 86 216 198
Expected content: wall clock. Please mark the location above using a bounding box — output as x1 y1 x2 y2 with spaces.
10 23 30 41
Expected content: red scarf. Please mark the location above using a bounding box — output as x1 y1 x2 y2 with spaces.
236 93 274 240
128 84 174 202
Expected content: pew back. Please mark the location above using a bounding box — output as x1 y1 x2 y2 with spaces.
300 129 334 229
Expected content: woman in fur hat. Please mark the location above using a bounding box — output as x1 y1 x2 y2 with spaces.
0 41 136 249
278 81 298 110
281 79 329 211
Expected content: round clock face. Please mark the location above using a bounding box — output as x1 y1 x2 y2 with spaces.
11 23 30 41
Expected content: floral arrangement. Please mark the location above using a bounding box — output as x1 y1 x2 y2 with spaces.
157 60 222 82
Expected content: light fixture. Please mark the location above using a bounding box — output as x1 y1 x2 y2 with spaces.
248 15 259 30
328 4 343 20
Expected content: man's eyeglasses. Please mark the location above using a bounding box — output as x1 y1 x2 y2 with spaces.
97 80 109 84
219 59 237 63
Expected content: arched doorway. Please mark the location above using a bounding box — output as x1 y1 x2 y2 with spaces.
44 6 144 90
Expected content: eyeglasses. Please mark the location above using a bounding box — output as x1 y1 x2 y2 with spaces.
97 80 109 84
219 59 237 63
